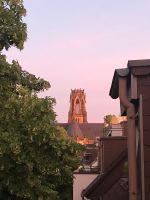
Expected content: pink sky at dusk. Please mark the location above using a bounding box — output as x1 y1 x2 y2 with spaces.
4 0 150 122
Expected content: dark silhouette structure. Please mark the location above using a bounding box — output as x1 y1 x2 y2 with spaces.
81 59 150 200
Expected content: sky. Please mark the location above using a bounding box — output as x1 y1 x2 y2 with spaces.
4 0 150 122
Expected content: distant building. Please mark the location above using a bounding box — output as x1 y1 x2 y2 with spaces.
68 89 87 123
59 89 104 144
104 116 127 137
58 89 104 200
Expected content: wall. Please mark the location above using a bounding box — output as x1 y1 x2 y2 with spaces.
111 124 124 136
100 137 127 172
73 173 98 200
137 74 150 200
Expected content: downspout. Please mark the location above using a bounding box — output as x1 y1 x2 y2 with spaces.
100 141 104 173
119 77 137 200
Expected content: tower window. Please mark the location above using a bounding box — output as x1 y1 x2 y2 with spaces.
75 99 80 114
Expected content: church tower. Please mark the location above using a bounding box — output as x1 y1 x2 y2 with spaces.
68 89 87 123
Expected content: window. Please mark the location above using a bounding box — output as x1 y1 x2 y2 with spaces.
75 99 80 114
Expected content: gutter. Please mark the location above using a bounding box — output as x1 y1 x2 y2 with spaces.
119 77 137 200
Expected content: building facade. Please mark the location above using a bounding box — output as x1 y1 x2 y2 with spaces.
68 89 87 123
81 59 150 200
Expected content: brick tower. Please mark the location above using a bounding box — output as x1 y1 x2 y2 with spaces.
68 89 87 123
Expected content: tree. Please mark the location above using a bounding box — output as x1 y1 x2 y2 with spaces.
0 53 83 200
103 114 114 135
104 114 113 126
0 1 83 199
0 0 27 51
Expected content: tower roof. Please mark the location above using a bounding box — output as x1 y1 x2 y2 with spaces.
67 120 84 139
59 123 104 140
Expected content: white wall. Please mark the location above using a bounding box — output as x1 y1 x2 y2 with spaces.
73 173 98 200
111 124 123 136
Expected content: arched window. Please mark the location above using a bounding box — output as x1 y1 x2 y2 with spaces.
76 118 79 123
75 99 80 114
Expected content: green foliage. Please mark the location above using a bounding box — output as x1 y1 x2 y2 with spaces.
104 114 113 125
103 114 114 135
0 56 83 199
0 1 83 199
0 0 27 51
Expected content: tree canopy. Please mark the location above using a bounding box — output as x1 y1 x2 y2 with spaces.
0 57 83 199
0 1 83 199
0 0 27 51
104 114 114 125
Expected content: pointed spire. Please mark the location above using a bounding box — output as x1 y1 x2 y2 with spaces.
67 120 84 139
